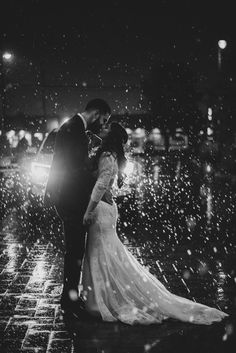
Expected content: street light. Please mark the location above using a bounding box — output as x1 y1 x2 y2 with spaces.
218 40 227 50
0 52 49 134
0 51 14 132
217 40 227 71
216 40 228 149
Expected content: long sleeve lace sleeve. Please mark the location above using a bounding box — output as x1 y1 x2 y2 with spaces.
90 152 115 203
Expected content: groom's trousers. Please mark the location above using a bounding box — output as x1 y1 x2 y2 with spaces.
62 214 87 299
58 190 112 302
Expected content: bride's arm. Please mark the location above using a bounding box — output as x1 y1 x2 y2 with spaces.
83 152 115 225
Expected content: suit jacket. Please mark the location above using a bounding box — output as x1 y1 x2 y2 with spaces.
45 115 95 218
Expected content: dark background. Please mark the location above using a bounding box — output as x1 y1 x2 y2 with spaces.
1 0 235 121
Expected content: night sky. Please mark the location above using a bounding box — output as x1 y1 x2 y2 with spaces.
1 0 235 120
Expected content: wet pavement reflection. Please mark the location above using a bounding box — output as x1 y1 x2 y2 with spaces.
0 155 236 352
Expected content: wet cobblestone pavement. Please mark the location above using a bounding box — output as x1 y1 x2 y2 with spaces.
0 166 236 352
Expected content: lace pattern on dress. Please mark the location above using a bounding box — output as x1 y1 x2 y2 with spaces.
90 152 117 203
81 152 228 325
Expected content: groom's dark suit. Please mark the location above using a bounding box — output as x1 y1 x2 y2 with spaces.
45 114 95 303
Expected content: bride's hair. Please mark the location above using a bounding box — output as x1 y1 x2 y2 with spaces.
94 122 128 187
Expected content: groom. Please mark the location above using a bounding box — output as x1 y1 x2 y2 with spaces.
44 98 111 317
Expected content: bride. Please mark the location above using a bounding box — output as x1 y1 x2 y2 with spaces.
81 122 228 325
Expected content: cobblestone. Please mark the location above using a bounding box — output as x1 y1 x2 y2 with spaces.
0 225 235 352
1 172 236 352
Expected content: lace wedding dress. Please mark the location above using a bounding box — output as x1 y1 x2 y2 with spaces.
81 152 228 325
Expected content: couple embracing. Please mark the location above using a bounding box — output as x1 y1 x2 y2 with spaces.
45 98 227 325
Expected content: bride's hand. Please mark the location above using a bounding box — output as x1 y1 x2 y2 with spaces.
83 200 98 226
83 211 94 226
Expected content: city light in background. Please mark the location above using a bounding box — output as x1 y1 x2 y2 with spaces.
0 50 14 132
208 108 213 121
0 1 235 351
2 51 14 62
217 39 227 71
218 40 227 50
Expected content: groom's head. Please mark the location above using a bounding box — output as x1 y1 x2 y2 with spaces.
84 98 111 134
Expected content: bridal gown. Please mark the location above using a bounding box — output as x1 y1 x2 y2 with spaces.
81 152 228 325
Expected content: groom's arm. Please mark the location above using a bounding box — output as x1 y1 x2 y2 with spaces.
44 117 87 206
63 117 89 169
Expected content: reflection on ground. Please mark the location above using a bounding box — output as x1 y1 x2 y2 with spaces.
0 154 236 352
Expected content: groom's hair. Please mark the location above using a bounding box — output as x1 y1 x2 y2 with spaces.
85 98 111 115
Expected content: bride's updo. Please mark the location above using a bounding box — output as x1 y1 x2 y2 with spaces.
94 122 128 186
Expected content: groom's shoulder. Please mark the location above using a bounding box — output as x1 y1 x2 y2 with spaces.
59 114 84 134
